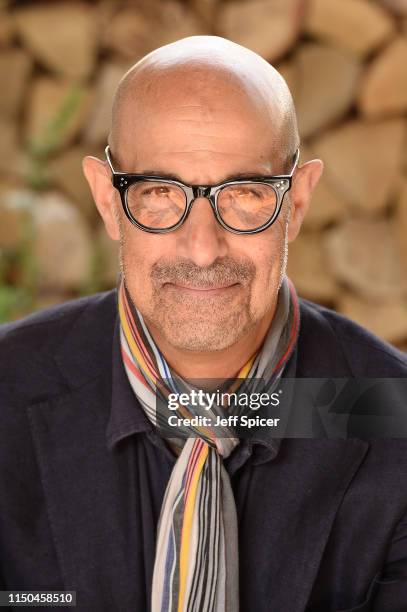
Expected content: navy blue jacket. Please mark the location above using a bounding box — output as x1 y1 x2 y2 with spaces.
0 289 407 611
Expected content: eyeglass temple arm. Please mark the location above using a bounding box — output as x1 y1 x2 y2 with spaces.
289 149 300 177
105 145 117 175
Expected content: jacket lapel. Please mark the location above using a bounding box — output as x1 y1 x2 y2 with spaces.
257 438 370 610
27 378 118 607
26 291 136 608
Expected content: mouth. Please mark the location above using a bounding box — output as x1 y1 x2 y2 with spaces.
163 282 241 297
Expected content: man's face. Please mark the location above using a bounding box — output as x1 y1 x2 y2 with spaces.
113 72 292 352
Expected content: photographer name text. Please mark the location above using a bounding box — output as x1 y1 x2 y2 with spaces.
167 414 280 429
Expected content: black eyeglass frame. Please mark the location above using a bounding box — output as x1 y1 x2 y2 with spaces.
105 145 300 235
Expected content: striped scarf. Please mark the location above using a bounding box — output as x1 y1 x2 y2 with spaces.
118 275 300 612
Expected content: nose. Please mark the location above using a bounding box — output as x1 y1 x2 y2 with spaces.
176 195 228 267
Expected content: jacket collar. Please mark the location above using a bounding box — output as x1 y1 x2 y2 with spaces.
52 289 118 389
105 314 154 450
49 287 353 463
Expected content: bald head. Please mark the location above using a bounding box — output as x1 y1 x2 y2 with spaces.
108 35 299 173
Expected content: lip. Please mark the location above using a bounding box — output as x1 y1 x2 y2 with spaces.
164 282 240 296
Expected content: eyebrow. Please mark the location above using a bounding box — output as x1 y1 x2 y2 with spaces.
135 169 276 183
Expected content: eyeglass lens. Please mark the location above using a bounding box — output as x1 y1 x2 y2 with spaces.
126 181 279 231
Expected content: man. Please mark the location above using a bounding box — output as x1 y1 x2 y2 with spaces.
1 35 406 612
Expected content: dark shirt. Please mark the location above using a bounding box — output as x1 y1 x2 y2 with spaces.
1 289 407 611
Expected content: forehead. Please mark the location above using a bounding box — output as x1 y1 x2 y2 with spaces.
114 69 283 180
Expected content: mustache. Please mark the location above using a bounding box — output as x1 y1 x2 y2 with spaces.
150 257 256 287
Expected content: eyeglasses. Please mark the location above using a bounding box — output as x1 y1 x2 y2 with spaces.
105 145 300 235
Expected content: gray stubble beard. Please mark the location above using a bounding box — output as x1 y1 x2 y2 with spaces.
148 285 255 351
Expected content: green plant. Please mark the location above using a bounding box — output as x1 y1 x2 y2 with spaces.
26 86 86 191
0 206 38 322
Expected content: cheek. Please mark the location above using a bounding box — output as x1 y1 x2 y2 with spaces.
120 229 176 306
245 221 287 302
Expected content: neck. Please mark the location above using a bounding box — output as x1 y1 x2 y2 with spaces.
145 305 277 380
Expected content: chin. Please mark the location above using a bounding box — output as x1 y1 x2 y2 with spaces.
158 313 257 352
162 332 238 352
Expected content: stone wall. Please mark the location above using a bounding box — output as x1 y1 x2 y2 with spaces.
0 0 406 349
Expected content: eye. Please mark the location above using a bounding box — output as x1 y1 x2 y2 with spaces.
140 185 171 196
239 187 263 197
225 185 267 199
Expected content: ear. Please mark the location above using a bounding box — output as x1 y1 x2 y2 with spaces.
287 158 323 242
82 155 121 241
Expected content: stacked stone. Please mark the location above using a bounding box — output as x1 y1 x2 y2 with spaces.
0 0 406 348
